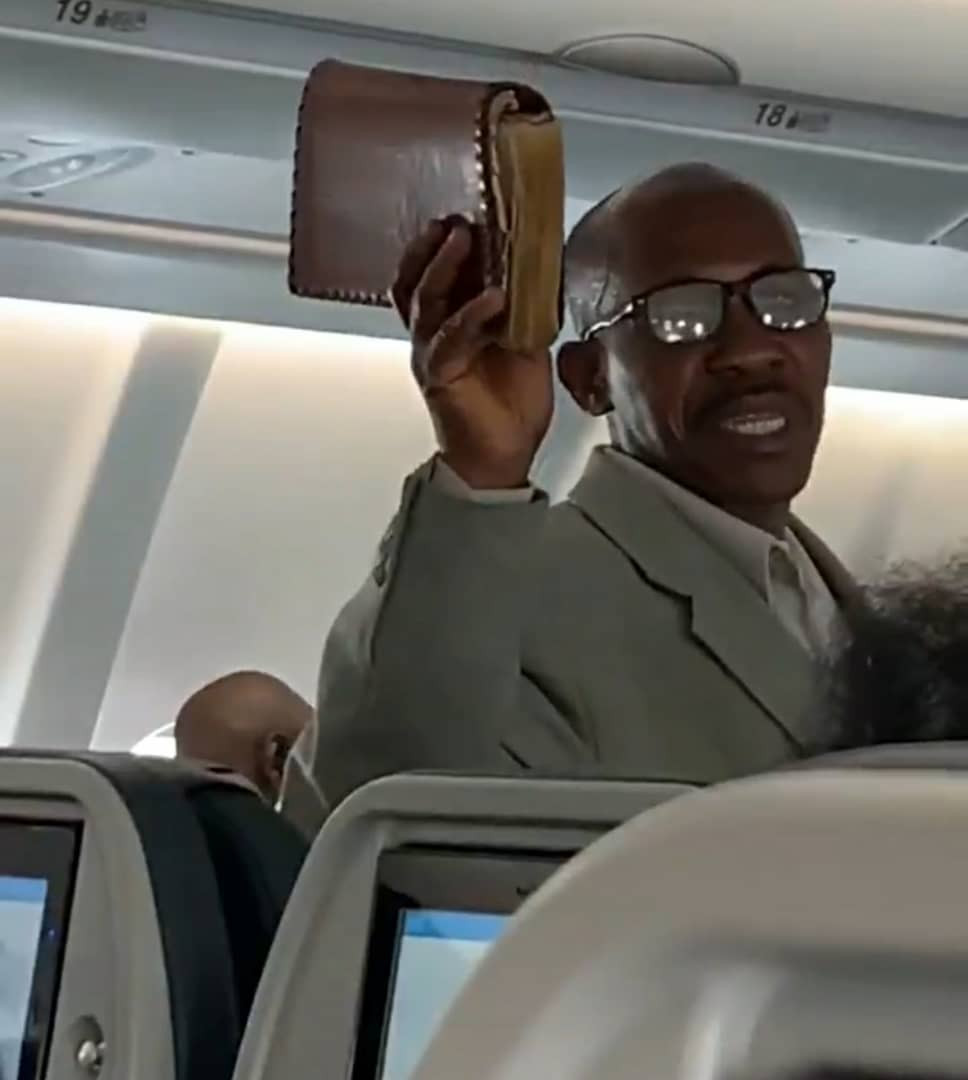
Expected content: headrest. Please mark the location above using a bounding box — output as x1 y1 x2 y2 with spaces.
795 741 968 771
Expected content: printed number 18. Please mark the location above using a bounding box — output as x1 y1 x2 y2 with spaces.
55 0 93 24
756 103 788 127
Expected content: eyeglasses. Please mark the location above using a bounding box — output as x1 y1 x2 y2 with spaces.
581 267 836 345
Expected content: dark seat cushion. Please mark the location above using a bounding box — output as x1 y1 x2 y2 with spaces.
187 784 308 1017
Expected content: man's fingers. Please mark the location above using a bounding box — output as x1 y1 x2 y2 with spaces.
420 287 506 387
437 286 506 342
409 225 474 340
390 220 449 323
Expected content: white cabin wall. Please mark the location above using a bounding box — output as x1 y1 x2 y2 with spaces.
91 323 434 750
798 386 968 573
3 297 968 750
0 300 138 742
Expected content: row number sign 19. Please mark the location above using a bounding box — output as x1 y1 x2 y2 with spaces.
55 0 93 23
54 0 147 31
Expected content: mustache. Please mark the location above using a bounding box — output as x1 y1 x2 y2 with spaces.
692 377 808 427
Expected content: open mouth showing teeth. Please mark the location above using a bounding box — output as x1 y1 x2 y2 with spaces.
719 414 788 436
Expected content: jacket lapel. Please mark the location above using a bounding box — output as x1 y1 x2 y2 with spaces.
569 448 836 750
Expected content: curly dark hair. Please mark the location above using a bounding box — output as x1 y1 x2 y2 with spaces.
816 554 968 752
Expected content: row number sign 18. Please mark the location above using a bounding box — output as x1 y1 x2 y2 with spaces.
756 102 793 128
754 100 832 135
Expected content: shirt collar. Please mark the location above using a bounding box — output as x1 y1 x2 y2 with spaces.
191 759 266 799
601 448 799 602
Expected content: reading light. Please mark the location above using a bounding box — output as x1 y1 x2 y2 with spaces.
557 34 739 86
6 146 154 192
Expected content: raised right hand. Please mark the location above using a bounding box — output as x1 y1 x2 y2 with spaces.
391 220 554 490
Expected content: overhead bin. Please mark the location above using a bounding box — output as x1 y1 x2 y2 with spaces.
1 0 966 246
0 0 965 354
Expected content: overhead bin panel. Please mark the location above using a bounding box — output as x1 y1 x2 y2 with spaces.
1 1 966 342
0 36 303 161
560 116 968 245
1 0 966 247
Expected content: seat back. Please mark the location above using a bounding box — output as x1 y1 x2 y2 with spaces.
0 751 308 1080
231 773 692 1080
410 769 968 1080
83 755 242 1080
185 782 308 1017
0 751 234 1080
94 755 309 1031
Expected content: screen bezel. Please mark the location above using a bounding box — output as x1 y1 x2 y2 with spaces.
350 845 568 1080
0 820 81 1080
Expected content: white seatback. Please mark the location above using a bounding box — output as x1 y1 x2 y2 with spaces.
415 770 968 1080
232 774 691 1080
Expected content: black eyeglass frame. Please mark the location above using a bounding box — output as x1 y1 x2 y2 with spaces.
580 267 837 343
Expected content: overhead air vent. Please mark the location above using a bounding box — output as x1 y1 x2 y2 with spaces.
557 35 739 86
5 146 154 192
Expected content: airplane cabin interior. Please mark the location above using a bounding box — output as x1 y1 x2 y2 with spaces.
0 0 967 1078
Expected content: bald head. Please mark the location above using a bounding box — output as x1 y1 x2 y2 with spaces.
175 671 313 803
564 163 802 336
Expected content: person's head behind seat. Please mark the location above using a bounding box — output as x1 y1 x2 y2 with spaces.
558 163 833 533
174 671 313 804
818 555 968 752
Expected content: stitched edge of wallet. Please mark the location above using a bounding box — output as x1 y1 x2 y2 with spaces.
287 64 554 310
287 62 392 307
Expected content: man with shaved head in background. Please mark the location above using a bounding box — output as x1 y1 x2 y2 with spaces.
176 671 313 806
285 162 857 823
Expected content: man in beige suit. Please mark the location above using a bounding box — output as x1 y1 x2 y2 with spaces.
285 162 855 823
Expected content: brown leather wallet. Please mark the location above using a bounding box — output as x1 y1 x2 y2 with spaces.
289 60 564 352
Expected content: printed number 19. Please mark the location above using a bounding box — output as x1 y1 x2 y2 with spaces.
55 0 93 24
756 103 788 127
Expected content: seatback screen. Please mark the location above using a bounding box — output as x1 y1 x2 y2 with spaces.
351 847 565 1080
380 910 507 1080
0 876 49 1080
0 823 78 1080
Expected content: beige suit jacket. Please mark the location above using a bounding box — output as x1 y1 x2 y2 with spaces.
284 447 857 827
